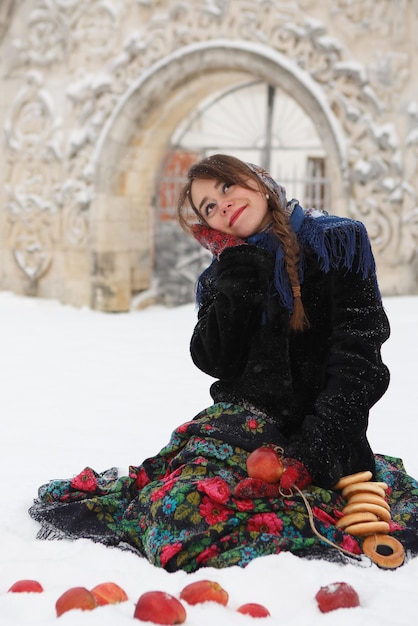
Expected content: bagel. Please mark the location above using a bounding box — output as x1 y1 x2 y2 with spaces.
336 511 378 529
343 520 390 536
334 471 373 490
346 492 390 510
342 502 391 523
342 482 387 500
363 534 405 569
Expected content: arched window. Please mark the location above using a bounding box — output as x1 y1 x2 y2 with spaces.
153 81 329 306
158 80 329 220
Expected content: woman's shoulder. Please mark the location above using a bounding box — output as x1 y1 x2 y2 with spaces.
299 211 375 278
303 209 367 234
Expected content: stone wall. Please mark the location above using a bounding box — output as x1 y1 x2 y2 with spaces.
1 0 417 311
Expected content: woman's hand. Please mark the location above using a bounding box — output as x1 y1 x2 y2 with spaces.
191 223 246 258
233 458 312 498
280 458 312 491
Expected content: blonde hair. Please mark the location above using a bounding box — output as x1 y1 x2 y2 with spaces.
177 154 309 331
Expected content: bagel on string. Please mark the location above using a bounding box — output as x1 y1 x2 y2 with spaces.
346 492 390 510
335 511 378 529
343 520 390 536
363 534 405 569
333 471 406 568
342 502 391 523
334 471 373 490
342 481 387 500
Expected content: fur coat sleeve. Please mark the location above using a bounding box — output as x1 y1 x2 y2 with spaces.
191 244 275 379
285 251 390 487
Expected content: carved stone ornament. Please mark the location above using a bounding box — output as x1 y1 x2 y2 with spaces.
4 0 418 290
4 71 62 284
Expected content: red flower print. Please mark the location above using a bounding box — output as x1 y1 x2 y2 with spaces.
196 545 221 564
200 496 232 525
163 466 183 480
135 467 151 490
197 477 231 504
129 465 140 478
312 506 338 526
247 418 258 430
247 513 283 534
233 498 255 512
151 480 175 502
177 421 194 433
160 542 183 567
70 467 98 492
150 488 163 502
340 534 362 555
151 475 180 501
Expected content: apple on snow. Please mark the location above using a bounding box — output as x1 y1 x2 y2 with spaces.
90 581 128 606
8 580 44 593
55 586 97 617
315 581 360 613
134 590 187 624
179 579 229 606
237 602 271 617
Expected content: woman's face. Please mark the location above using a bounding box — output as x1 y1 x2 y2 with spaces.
190 177 271 239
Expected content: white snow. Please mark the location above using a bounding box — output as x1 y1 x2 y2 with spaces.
0 291 417 625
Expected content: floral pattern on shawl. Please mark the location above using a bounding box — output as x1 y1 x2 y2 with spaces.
29 403 418 572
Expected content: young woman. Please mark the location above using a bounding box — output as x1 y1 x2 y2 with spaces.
29 154 418 571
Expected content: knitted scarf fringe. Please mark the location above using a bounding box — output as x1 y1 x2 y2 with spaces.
299 214 376 279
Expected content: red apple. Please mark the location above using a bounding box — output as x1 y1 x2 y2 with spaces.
315 581 360 613
55 587 97 617
8 579 44 593
133 591 186 624
179 579 229 606
237 602 271 617
246 446 284 483
90 581 128 606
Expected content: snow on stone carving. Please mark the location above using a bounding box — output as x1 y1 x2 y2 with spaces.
4 71 62 284
3 0 417 298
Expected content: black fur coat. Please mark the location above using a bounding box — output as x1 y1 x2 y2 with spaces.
190 221 390 489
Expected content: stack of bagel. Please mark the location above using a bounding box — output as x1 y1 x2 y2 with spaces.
334 470 405 568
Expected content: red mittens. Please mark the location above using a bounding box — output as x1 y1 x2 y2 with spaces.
234 478 281 499
233 455 312 499
191 223 246 259
280 458 312 491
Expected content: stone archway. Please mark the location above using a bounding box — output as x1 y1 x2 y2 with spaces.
91 40 349 311
4 1 417 309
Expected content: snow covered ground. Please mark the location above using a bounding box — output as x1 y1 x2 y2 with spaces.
0 291 417 625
